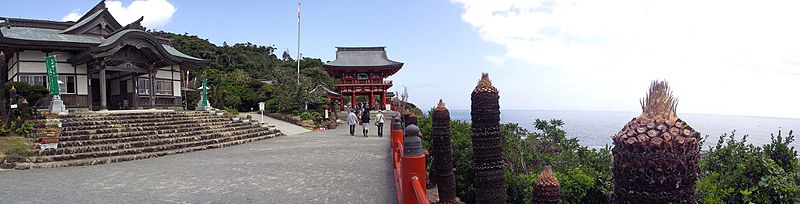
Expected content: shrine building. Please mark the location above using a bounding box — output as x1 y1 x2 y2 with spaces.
323 47 402 111
0 1 207 111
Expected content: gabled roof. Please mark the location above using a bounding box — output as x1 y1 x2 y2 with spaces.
60 9 122 35
309 83 342 97
0 0 207 66
323 47 403 68
76 0 109 23
71 29 208 64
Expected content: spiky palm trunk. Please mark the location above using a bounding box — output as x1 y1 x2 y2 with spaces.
433 99 457 203
471 73 506 203
612 81 700 203
532 166 560 204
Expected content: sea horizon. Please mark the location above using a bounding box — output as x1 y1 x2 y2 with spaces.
436 109 800 151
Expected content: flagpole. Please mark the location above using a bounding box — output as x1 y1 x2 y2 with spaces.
296 1 301 85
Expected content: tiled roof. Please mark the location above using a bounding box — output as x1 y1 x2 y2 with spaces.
323 47 403 67
163 44 205 62
60 10 104 34
0 27 103 44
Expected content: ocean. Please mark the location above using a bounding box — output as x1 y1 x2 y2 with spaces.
448 110 800 150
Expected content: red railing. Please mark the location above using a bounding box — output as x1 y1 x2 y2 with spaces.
411 176 428 204
391 121 429 204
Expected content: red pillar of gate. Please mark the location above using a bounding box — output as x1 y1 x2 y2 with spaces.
351 92 356 110
369 90 375 110
340 97 345 111
381 92 387 110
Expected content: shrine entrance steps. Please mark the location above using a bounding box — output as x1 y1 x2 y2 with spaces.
12 111 282 169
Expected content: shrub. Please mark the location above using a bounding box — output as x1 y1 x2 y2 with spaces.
504 119 612 203
5 82 49 107
0 123 11 137
299 111 319 121
14 122 33 136
697 131 800 203
224 107 240 116
419 114 612 203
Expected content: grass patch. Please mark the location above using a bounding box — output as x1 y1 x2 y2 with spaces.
0 136 34 158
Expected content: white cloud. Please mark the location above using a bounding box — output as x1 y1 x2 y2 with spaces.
485 55 507 66
62 0 176 29
61 10 81 22
452 0 800 118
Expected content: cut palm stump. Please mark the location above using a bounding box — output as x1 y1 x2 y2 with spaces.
612 81 700 203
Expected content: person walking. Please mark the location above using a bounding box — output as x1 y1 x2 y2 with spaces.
347 109 358 136
375 110 385 137
360 107 370 137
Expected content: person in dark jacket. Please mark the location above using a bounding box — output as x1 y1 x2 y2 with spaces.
360 107 370 137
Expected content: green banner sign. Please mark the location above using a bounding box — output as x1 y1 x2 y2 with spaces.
45 55 59 96
201 79 208 109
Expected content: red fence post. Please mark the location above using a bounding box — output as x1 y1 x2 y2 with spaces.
391 115 403 155
401 124 426 204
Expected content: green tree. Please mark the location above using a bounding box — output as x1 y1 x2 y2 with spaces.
151 31 333 113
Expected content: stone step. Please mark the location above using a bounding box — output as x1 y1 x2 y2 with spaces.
34 124 271 156
30 127 274 163
55 119 237 138
33 123 269 155
32 111 215 123
31 111 212 122
56 117 232 134
43 122 252 148
14 132 282 170
41 114 224 128
30 121 248 145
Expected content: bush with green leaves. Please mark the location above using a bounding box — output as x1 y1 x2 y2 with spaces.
501 120 612 203
0 123 11 137
697 131 800 204
5 81 49 107
224 107 240 116
418 112 612 203
14 122 33 136
5 82 48 122
299 111 319 121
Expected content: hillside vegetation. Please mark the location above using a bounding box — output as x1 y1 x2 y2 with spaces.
151 31 334 114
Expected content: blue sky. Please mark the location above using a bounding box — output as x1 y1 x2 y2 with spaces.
5 0 800 118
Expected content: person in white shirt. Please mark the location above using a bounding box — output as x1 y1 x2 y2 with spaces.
347 109 358 136
375 110 385 137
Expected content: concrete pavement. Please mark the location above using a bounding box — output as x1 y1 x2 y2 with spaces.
240 112 312 136
0 115 395 203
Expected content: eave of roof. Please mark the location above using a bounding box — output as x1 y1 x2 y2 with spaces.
322 46 404 68
60 10 104 34
60 9 121 34
309 84 342 97
163 44 209 63
0 27 104 45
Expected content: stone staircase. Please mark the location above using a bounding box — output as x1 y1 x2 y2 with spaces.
10 111 282 169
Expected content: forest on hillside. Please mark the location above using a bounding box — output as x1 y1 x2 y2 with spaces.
150 31 335 114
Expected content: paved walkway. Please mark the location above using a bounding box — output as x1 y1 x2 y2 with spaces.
0 116 395 203
241 112 312 136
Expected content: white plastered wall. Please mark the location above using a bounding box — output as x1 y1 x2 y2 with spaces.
76 64 87 74
76 75 88 95
17 50 44 61
18 62 44 73
173 66 182 97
